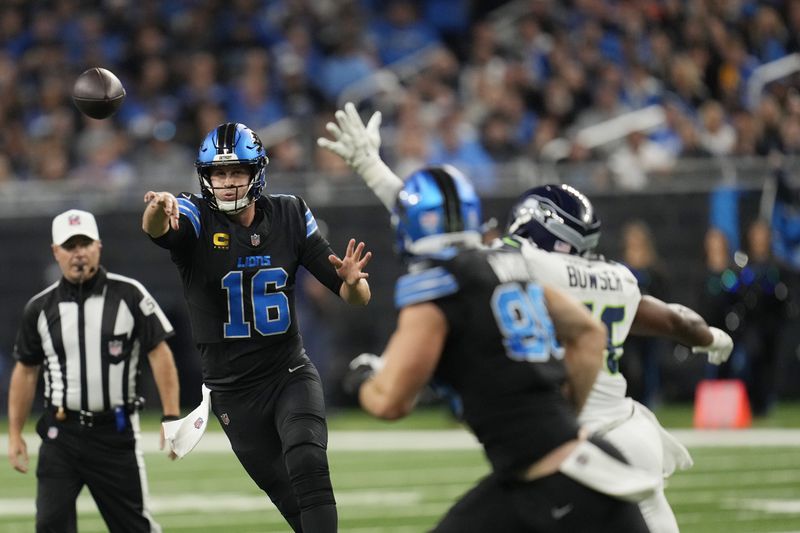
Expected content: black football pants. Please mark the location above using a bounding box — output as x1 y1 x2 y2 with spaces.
211 359 336 532
34 411 158 533
433 468 650 533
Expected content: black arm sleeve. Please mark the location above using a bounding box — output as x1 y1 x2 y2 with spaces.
150 219 194 250
297 197 343 295
302 239 343 296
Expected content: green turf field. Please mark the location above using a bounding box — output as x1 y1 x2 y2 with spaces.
1 405 798 532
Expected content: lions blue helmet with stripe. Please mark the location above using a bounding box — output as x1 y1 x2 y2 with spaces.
196 122 269 213
392 166 482 256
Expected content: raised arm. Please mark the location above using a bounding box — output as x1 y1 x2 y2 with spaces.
542 285 606 412
317 102 404 210
631 295 733 365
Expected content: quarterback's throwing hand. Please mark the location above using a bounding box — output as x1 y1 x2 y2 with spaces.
692 327 734 365
330 238 372 286
144 191 180 231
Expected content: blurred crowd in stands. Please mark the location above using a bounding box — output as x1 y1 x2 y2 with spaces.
1 0 800 192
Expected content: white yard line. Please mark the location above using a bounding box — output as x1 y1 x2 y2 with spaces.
2 428 798 455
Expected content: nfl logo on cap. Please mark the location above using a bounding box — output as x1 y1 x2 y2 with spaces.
52 209 100 246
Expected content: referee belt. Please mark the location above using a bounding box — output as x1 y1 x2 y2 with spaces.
51 407 129 428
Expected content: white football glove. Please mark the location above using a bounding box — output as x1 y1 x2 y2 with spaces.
691 327 733 365
317 101 381 172
317 102 403 210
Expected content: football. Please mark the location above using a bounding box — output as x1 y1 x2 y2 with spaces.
72 67 126 120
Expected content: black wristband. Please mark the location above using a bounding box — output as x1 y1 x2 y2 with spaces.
161 415 180 423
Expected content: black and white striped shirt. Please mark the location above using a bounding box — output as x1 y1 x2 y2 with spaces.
13 267 173 413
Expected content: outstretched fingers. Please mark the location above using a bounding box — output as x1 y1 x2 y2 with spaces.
325 121 343 139
358 250 373 270
344 102 365 133
328 254 343 269
366 110 382 136
318 122 348 158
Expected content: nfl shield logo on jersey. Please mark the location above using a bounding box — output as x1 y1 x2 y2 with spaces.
250 233 261 247
108 340 124 357
220 413 230 425
193 417 204 429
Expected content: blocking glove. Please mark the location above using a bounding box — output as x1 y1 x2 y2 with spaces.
342 352 384 396
692 327 733 365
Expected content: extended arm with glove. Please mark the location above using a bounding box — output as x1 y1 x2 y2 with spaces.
691 326 734 365
633 297 734 366
317 102 404 210
663 303 734 365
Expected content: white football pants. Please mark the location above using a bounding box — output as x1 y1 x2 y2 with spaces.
598 401 687 533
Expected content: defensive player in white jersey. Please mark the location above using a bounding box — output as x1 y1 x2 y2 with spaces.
318 103 734 533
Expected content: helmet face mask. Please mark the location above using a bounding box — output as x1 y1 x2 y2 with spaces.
392 166 482 256
507 184 601 255
196 123 269 213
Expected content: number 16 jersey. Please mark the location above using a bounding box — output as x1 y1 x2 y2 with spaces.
152 193 343 390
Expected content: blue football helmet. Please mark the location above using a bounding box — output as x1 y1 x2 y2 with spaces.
507 184 600 255
195 122 269 213
392 166 482 255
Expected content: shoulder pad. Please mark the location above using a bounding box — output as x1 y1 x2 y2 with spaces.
395 266 459 309
176 194 201 237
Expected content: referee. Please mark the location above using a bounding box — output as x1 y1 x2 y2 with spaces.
7 209 180 533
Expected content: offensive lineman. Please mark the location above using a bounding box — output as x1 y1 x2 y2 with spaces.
318 103 733 532
143 122 372 533
343 166 655 531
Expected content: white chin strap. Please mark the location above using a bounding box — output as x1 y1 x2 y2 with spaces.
203 178 254 214
216 197 252 214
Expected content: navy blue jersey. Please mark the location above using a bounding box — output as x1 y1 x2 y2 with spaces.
152 193 342 389
395 246 579 476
